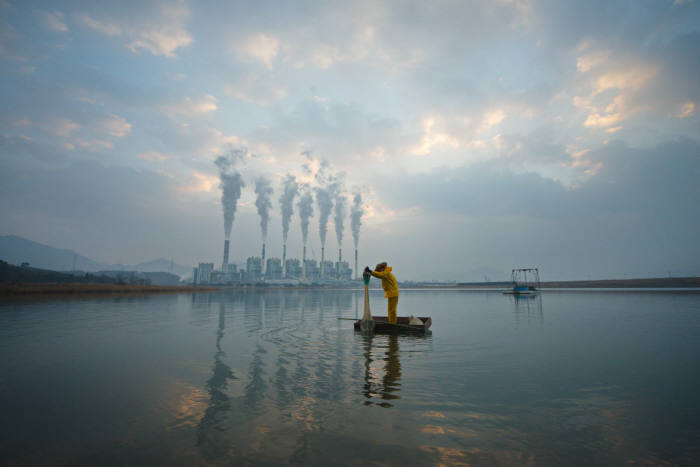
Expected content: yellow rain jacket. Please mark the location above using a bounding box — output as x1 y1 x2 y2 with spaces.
371 267 399 298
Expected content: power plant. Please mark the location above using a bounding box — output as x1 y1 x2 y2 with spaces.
195 154 364 286
193 247 354 285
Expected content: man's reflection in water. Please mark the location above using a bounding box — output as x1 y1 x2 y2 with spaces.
197 303 236 460
363 334 402 408
381 335 402 404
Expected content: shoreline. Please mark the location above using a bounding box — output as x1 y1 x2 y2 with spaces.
0 283 219 296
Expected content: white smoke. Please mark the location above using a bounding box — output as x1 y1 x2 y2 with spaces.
214 148 246 239
254 176 273 240
334 189 347 247
279 174 298 244
351 192 364 248
297 187 314 246
314 160 340 248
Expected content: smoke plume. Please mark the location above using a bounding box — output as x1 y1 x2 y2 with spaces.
334 190 347 246
297 188 314 245
351 192 364 248
314 161 340 248
254 177 273 240
279 174 298 244
215 149 245 239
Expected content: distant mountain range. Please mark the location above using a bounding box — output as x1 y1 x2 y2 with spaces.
0 235 191 278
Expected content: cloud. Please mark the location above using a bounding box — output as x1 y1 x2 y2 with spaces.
574 59 658 130
73 138 113 151
137 151 170 162
41 10 69 33
576 50 610 72
99 113 131 137
165 94 218 117
409 115 461 156
47 118 81 137
76 13 121 36
234 33 279 68
676 101 695 118
225 74 287 106
180 171 218 193
77 1 193 58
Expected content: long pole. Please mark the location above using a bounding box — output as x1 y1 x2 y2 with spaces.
361 268 374 332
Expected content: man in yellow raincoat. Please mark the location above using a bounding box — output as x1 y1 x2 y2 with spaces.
365 262 399 324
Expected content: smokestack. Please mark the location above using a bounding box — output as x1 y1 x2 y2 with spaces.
338 248 342 280
303 245 307 280
355 248 358 280
222 240 230 271
262 243 266 274
321 247 325 278
282 244 287 278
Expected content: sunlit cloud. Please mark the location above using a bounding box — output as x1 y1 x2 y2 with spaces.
478 109 507 133
593 67 657 95
180 171 218 193
577 50 611 73
233 33 279 69
409 116 460 156
100 114 131 138
676 101 695 118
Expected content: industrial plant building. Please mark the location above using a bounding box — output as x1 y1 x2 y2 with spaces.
193 255 355 285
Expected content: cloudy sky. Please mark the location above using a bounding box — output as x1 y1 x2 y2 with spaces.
1 0 698 281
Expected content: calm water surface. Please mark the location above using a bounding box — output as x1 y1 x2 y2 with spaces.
1 290 699 465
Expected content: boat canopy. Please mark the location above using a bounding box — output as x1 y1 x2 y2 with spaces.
511 268 540 290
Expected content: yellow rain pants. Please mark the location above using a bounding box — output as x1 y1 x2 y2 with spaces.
387 296 399 324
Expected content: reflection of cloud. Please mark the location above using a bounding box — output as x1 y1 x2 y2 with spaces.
166 381 208 430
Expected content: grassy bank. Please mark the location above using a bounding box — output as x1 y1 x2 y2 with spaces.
0 283 219 296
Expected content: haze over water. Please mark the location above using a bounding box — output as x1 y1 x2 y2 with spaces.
1 289 699 465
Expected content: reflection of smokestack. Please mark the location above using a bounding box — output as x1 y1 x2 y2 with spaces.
302 246 307 280
282 244 287 278
222 240 230 271
355 248 358 280
262 243 266 274
321 247 325 277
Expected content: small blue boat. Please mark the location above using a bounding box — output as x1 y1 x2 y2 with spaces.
504 268 540 295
